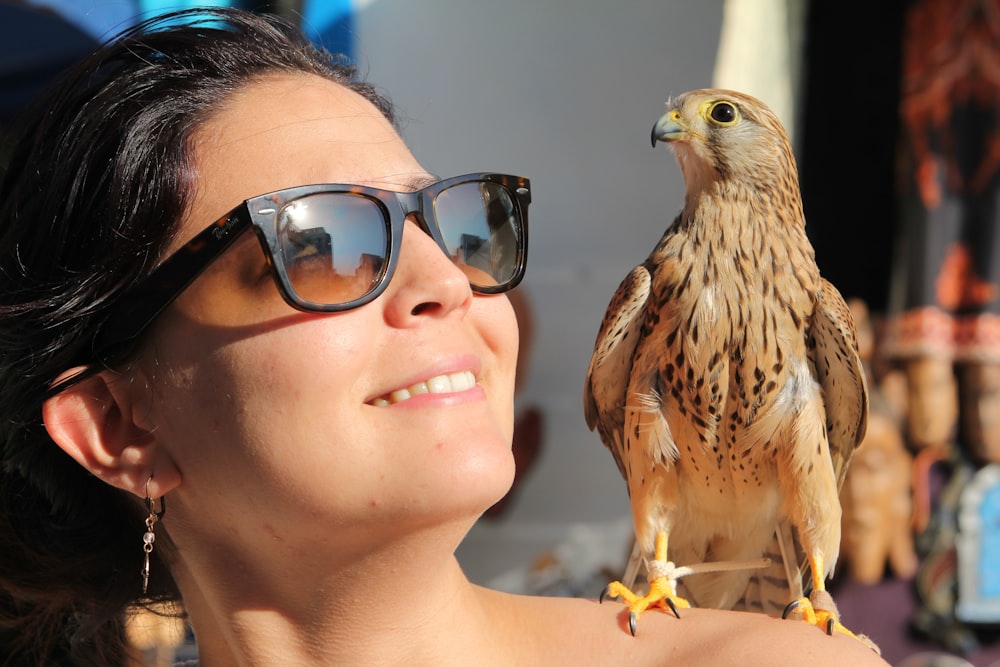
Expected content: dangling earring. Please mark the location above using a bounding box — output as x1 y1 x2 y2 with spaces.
141 476 166 595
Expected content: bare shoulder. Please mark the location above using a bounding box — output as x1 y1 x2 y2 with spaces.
483 590 889 666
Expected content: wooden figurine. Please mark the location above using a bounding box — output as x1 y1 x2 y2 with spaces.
839 299 919 584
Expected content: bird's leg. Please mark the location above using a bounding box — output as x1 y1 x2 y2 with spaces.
602 531 691 635
782 554 880 653
782 553 838 631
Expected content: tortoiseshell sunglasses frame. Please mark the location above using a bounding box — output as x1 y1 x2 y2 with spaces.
90 172 531 362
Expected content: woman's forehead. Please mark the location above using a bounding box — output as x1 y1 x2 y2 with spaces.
177 72 425 250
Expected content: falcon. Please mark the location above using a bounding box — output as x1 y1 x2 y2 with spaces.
583 89 872 647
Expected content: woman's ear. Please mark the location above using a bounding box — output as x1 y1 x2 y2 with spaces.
42 367 180 499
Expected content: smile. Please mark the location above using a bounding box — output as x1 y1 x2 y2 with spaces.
369 370 477 406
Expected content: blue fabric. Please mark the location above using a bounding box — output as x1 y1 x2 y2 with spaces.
21 0 139 40
23 0 357 59
5 0 357 118
302 0 354 61
138 0 233 13
0 3 98 117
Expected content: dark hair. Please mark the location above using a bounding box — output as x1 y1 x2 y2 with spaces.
0 8 395 665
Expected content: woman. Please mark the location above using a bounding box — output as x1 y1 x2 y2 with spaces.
0 8 887 666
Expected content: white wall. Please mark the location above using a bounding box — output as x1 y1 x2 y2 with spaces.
355 0 724 587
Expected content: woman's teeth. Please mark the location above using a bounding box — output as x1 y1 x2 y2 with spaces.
370 371 476 406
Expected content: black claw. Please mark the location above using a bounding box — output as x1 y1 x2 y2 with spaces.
629 611 638 636
599 587 610 604
781 600 800 620
665 597 682 619
825 618 835 635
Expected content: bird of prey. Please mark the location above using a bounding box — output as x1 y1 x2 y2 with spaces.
583 89 872 646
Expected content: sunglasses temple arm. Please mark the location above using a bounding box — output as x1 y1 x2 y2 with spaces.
90 210 254 360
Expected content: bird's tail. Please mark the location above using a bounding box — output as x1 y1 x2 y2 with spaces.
621 539 643 590
732 520 806 616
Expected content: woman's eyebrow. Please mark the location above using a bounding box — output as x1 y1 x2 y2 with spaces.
400 173 440 192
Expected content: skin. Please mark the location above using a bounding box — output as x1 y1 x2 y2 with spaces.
43 74 889 666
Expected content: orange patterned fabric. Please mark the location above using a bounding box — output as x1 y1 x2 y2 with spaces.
885 307 1000 361
883 0 1000 363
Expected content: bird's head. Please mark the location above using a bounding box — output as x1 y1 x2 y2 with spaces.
651 89 796 195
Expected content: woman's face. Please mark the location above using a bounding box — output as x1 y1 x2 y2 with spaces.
133 74 519 559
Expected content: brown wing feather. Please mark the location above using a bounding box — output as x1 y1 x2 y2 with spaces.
808 278 869 488
583 264 651 480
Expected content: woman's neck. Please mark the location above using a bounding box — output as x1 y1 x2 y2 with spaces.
172 524 514 666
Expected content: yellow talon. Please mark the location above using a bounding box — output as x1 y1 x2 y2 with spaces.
602 532 690 635
782 592 877 652
780 553 881 654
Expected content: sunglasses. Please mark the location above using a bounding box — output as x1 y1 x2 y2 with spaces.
91 172 531 362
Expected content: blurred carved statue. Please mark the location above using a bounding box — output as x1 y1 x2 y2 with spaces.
839 299 918 585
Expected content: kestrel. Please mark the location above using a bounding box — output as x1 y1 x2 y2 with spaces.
583 89 873 647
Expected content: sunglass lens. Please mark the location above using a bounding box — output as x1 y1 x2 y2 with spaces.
433 181 521 289
275 193 388 306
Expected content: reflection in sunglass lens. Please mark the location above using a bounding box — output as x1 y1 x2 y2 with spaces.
434 182 519 288
276 193 388 305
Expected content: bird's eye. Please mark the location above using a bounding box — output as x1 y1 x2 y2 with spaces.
709 102 737 125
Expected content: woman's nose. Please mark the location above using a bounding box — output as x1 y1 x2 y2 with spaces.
380 217 473 326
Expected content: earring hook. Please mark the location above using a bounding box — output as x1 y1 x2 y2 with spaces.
145 475 166 520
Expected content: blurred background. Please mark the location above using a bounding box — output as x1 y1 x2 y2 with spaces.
5 1 1000 665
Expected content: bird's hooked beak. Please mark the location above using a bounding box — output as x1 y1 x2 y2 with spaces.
651 110 687 147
